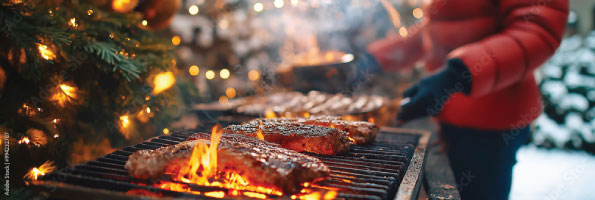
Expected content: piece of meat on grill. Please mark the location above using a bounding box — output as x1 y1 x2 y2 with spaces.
224 119 353 155
125 132 329 194
298 116 379 144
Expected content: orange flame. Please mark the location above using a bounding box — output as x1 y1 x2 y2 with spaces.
158 124 283 198
265 109 277 119
25 161 55 181
256 121 265 140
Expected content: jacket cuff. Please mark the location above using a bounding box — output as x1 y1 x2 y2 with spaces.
446 58 472 95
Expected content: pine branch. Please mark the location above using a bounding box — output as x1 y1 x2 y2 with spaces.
84 42 142 80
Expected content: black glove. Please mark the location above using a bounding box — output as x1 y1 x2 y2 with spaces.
397 58 472 123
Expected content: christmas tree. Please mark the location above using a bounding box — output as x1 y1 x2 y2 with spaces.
0 0 195 194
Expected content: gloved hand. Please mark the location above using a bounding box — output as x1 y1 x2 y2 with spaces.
397 58 472 123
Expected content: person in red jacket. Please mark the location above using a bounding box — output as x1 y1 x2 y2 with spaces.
366 0 568 199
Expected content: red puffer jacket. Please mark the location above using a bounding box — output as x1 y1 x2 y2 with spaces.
368 0 568 130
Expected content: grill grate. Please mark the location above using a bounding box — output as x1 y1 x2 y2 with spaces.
34 124 428 200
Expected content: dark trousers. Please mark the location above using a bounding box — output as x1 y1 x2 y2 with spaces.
441 123 530 200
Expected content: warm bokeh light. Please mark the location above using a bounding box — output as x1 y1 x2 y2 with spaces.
163 128 170 135
24 161 55 181
253 3 264 12
291 0 299 7
51 83 77 107
205 70 215 80
189 65 199 76
87 9 93 15
38 44 56 60
225 87 236 98
412 8 423 19
274 0 284 8
112 0 138 13
120 115 130 128
188 5 199 15
399 26 408 37
219 96 229 104
219 69 230 79
68 18 78 28
171 35 181 46
248 70 260 81
146 107 151 113
141 19 148 26
152 71 176 94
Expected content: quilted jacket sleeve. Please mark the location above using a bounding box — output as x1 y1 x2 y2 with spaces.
448 0 568 97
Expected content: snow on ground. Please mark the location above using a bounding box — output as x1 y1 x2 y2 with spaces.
511 146 595 200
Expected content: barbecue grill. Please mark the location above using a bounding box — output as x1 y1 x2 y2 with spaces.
30 122 429 200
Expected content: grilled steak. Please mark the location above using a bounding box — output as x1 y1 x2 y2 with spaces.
301 116 379 144
125 132 329 193
224 119 352 155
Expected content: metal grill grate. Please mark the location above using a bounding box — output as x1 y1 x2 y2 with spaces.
33 125 428 200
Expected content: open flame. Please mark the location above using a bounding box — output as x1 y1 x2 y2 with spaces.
158 124 282 198
25 161 55 181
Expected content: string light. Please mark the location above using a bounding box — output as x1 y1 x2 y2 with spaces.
205 70 215 80
171 35 181 46
141 20 148 26
37 44 56 60
399 27 408 37
274 0 284 8
253 3 264 12
51 83 77 107
188 5 199 15
87 9 93 15
68 18 78 28
219 69 230 79
152 71 176 94
146 107 151 113
163 128 170 135
225 87 236 98
189 65 199 76
412 8 423 19
248 70 260 81
120 115 130 128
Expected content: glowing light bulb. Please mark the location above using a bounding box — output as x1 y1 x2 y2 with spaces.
248 70 260 81
68 18 78 28
163 128 170 135
152 71 176 94
225 87 236 98
274 0 284 8
253 3 264 12
205 70 215 80
188 5 199 15
219 69 230 79
87 10 93 15
141 19 148 26
189 65 199 76
171 35 181 46
38 44 56 60
412 8 423 19
399 27 408 37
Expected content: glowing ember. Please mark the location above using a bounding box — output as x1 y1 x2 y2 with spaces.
152 72 176 94
158 124 284 197
24 161 55 181
120 115 130 128
244 191 267 199
205 191 225 198
38 44 56 60
256 121 265 140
